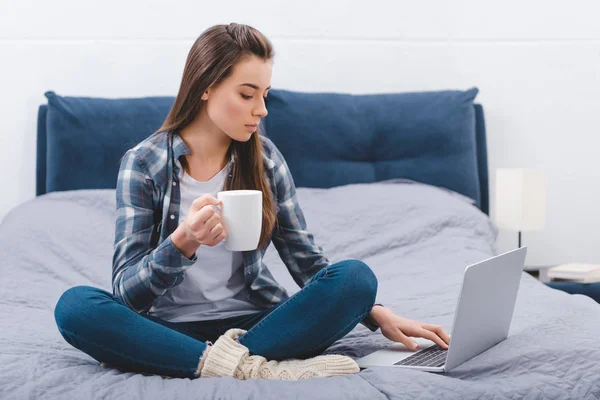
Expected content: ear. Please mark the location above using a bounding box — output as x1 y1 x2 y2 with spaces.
201 90 209 101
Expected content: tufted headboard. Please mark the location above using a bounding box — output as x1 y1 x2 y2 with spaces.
36 88 489 215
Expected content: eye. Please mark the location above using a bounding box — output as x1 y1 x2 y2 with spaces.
241 94 253 100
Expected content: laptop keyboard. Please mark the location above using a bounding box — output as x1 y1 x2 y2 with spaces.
393 344 448 367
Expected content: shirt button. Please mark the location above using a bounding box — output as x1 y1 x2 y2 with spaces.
172 182 177 186
170 215 175 220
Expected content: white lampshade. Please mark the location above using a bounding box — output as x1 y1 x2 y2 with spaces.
494 168 546 231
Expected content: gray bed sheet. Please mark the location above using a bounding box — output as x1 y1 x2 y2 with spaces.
1 180 599 400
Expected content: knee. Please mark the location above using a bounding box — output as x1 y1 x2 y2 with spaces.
54 286 107 333
337 260 378 306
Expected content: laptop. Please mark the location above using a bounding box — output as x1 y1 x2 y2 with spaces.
356 246 527 373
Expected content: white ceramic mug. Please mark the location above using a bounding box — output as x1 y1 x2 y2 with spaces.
216 190 262 251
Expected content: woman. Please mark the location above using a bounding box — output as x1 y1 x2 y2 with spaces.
54 23 450 381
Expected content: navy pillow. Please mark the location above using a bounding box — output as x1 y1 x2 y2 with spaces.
263 88 481 206
44 91 174 193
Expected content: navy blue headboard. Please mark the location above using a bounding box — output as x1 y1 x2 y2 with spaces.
36 90 489 215
473 104 489 216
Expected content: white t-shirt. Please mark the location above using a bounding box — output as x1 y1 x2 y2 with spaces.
149 162 264 322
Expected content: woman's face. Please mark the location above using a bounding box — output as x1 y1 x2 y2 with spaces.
202 55 272 142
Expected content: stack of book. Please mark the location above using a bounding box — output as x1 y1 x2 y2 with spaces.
547 264 600 283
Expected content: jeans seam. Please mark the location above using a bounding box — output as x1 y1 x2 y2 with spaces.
240 267 329 344
58 327 199 377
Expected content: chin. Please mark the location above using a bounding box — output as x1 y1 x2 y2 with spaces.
233 133 254 142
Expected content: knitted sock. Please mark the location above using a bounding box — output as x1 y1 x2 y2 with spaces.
234 353 360 380
199 328 360 380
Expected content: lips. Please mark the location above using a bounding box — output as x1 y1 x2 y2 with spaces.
245 124 258 133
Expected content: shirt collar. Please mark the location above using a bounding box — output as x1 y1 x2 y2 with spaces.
171 131 192 161
171 131 235 166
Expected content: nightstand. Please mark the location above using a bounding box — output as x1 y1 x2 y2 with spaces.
525 265 600 304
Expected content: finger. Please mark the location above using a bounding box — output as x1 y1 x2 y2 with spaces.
190 195 221 213
418 328 449 349
423 324 451 345
209 223 225 240
203 212 220 228
196 206 218 226
395 328 419 350
188 211 205 232
188 208 213 231
188 211 219 242
189 194 215 213
213 230 227 243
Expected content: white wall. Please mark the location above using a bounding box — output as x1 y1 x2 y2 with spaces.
1 0 599 266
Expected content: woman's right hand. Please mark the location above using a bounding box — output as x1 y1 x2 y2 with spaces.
181 194 227 247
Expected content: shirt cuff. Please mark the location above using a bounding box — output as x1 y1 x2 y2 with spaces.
360 315 380 332
154 235 198 271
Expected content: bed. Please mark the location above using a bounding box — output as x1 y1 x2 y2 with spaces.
1 88 599 399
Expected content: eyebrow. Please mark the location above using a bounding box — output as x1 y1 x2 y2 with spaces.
239 83 271 91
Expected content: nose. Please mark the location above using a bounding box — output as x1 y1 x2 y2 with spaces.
253 97 268 118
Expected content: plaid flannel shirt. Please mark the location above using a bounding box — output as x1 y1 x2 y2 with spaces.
112 131 379 332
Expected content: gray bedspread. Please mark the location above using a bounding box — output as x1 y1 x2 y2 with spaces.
1 180 599 399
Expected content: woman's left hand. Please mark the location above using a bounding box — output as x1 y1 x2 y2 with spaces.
378 312 451 351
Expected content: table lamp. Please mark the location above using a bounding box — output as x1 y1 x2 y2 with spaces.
494 168 546 248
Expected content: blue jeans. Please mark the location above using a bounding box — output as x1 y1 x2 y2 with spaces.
54 259 377 379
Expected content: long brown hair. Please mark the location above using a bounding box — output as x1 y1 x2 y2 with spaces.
155 23 276 249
